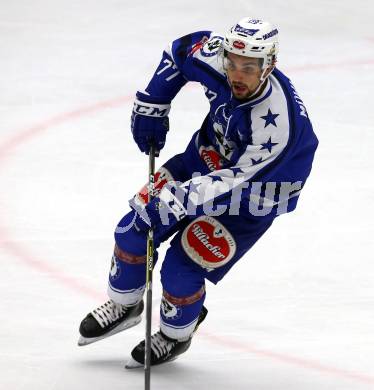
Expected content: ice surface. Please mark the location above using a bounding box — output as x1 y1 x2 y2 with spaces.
0 1 373 389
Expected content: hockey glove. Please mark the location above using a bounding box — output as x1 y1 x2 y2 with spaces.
131 91 171 155
129 186 187 235
132 197 164 233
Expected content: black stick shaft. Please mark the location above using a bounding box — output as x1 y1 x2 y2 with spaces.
145 146 156 390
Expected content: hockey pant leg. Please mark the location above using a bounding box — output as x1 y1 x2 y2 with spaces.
108 154 191 305
158 213 274 340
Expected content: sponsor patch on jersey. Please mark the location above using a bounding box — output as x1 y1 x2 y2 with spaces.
199 145 224 171
161 296 182 320
181 216 236 271
234 24 259 36
136 167 174 205
200 36 223 57
109 255 121 281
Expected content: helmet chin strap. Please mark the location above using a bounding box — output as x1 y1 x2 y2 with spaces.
247 66 274 99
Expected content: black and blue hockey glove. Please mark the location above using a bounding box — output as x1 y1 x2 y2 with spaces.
131 91 171 155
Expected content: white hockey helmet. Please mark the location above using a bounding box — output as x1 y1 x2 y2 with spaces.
222 17 279 69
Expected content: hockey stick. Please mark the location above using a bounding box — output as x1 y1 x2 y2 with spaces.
145 145 156 390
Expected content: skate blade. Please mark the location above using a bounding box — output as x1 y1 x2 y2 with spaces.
125 357 143 369
77 316 142 346
124 355 180 369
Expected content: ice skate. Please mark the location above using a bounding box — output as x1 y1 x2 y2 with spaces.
78 299 144 346
125 305 208 368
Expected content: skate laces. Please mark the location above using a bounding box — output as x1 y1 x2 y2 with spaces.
150 332 176 359
91 300 127 328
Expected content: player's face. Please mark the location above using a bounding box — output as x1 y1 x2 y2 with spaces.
224 53 265 100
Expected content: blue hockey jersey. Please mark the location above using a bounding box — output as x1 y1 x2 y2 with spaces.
138 31 318 219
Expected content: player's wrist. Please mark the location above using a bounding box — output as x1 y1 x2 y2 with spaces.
135 91 171 107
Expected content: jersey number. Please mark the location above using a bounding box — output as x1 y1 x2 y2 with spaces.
203 86 217 102
156 59 181 81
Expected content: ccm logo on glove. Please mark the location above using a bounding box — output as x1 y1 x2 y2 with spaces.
133 99 170 117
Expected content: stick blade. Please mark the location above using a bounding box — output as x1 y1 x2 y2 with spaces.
125 357 144 369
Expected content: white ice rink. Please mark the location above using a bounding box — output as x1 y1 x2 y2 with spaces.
1 1 374 389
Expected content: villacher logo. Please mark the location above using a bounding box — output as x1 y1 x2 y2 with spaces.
182 216 236 271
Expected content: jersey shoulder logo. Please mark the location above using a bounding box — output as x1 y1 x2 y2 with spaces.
200 36 223 57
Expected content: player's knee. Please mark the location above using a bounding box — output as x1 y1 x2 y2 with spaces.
114 211 147 256
113 244 147 265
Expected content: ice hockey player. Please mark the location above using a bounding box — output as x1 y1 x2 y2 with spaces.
78 17 318 368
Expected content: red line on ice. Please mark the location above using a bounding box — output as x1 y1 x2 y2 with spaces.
0 96 132 301
199 331 374 385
